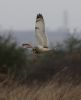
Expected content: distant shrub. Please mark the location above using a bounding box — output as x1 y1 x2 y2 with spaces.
64 34 81 53
0 34 81 85
26 34 81 84
55 34 81 53
0 35 29 81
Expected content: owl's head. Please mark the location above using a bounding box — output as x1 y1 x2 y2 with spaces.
32 47 40 54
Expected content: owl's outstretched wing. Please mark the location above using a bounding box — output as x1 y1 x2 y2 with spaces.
35 14 48 48
22 43 32 48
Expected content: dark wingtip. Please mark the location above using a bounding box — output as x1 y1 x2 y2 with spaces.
36 13 43 19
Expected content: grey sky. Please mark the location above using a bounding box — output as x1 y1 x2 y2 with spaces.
0 0 81 31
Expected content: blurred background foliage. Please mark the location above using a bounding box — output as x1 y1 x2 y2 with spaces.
0 34 81 84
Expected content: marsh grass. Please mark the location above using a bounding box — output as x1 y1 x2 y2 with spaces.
0 34 81 100
0 80 81 100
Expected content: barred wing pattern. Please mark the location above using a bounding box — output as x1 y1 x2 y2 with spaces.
35 14 48 48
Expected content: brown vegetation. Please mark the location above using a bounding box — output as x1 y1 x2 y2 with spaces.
0 34 81 100
0 81 81 100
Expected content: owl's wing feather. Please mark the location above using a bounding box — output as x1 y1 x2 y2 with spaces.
35 14 48 48
22 43 32 48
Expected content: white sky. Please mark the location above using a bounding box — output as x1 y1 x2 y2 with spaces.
0 0 81 31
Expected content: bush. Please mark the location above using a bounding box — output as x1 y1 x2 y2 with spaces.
0 34 81 85
0 35 29 80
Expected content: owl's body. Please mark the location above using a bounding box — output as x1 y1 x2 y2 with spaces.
22 14 50 54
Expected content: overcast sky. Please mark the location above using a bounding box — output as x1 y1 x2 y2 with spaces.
0 0 81 31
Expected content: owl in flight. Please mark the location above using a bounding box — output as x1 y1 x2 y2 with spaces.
22 14 50 54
